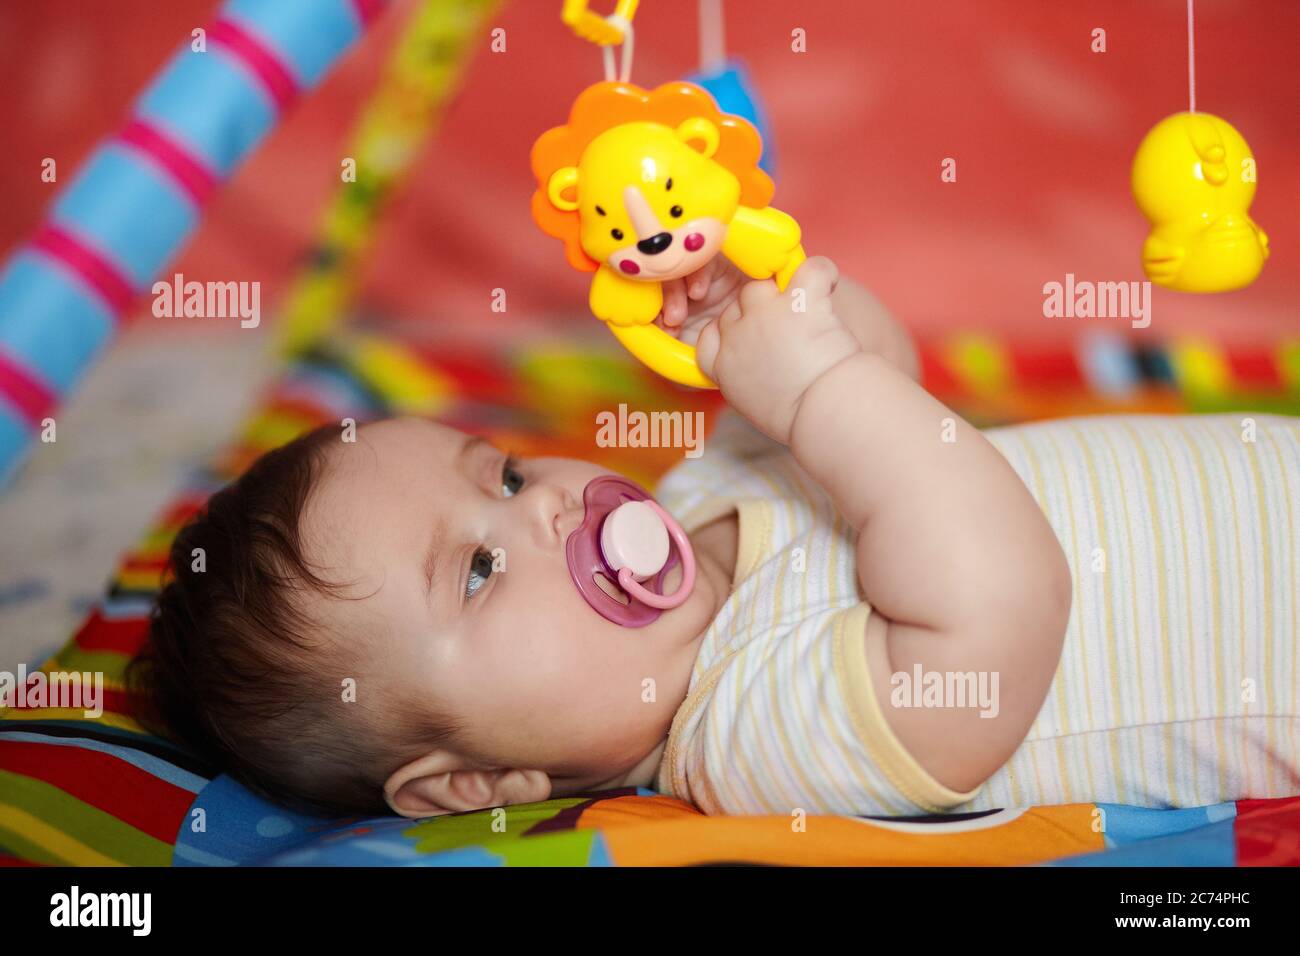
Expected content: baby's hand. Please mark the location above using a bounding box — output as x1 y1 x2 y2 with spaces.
654 256 745 348
695 256 861 444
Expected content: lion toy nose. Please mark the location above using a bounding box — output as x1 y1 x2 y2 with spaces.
636 232 673 255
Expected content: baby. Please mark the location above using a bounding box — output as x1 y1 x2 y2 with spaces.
132 256 1300 819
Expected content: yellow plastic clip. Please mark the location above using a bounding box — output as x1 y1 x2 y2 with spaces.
561 0 640 46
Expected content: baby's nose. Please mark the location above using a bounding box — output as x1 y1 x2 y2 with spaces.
529 485 574 548
554 504 584 543
636 232 673 256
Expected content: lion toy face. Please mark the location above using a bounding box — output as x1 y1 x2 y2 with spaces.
530 81 804 389
530 81 777 280
557 119 740 282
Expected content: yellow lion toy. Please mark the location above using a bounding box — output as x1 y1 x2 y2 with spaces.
531 80 806 388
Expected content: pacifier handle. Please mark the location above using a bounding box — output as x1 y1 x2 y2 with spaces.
606 246 808 390
614 500 696 609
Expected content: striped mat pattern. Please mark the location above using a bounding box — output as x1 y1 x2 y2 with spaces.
2 327 1297 866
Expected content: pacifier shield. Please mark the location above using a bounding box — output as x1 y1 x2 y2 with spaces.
565 475 686 627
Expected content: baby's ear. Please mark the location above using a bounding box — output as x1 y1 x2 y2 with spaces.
384 754 551 818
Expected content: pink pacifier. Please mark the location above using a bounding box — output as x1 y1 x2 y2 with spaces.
565 475 697 627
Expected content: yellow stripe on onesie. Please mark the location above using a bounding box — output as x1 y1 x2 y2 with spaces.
653 410 1300 815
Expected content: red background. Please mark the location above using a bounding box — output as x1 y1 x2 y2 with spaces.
2 0 1297 345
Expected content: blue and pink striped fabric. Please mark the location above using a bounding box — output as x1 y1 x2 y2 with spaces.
0 0 389 486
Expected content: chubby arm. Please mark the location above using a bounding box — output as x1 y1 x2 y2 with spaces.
697 257 1072 795
792 350 1070 792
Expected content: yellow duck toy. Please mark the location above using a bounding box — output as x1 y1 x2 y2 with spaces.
1131 111 1269 293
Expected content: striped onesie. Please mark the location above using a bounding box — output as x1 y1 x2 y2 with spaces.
652 410 1300 815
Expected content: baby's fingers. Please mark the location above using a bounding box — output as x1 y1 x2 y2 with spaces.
738 278 780 314
789 256 839 302
694 318 721 382
717 298 742 331
686 257 718 300
659 277 689 327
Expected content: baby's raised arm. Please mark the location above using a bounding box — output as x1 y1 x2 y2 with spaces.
695 257 1072 795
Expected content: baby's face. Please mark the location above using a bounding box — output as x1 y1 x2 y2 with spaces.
301 418 713 788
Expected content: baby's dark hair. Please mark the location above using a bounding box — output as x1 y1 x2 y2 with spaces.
127 424 461 818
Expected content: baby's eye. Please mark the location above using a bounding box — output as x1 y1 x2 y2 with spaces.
466 547 494 599
501 456 525 497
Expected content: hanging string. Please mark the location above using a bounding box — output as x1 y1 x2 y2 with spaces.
602 16 635 82
1187 0 1197 113
698 0 726 74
